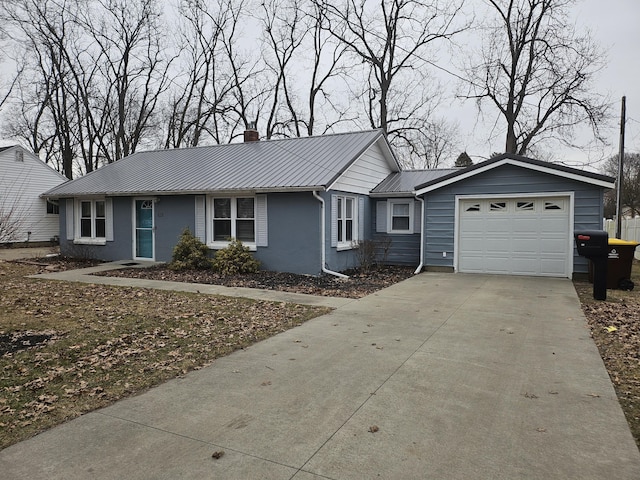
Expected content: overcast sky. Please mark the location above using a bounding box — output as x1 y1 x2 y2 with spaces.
454 0 640 170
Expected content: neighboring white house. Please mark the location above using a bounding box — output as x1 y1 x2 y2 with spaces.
0 145 67 244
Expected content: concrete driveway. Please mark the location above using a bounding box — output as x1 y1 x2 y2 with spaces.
1 273 639 479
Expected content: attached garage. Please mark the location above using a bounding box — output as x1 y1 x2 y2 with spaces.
457 195 571 277
415 154 615 279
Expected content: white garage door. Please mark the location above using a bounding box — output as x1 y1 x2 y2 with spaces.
458 196 570 277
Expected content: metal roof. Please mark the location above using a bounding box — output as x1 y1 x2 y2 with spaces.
371 169 459 196
415 153 615 194
45 130 395 198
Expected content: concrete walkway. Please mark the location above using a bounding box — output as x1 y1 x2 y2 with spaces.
1 272 640 479
31 261 353 309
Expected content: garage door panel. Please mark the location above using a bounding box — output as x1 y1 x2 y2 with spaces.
458 196 570 277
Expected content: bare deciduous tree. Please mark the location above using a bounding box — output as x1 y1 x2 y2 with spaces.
80 0 172 162
163 0 239 148
317 0 466 167
463 0 609 156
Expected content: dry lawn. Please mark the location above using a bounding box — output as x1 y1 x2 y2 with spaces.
0 262 329 449
574 260 640 449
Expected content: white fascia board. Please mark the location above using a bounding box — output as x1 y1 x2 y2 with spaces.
375 135 402 172
369 191 415 198
45 186 326 198
415 159 615 196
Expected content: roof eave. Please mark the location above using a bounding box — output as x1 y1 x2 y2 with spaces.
43 185 328 199
369 191 416 198
415 157 616 195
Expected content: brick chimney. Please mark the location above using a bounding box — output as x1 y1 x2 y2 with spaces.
244 122 259 142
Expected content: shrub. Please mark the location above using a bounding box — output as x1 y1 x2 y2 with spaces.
170 228 212 270
354 238 393 271
212 238 260 275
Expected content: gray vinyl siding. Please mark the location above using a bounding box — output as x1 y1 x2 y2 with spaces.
372 233 420 265
60 196 135 261
154 196 197 262
60 193 325 274
372 199 420 265
252 192 321 275
422 165 606 274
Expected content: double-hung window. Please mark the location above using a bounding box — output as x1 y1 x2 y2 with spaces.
78 199 106 240
389 201 411 232
336 195 357 248
212 197 255 244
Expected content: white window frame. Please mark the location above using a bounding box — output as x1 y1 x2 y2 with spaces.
206 196 257 250
387 199 413 234
74 198 107 245
336 195 358 250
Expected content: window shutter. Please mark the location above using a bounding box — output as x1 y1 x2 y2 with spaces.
413 199 422 234
194 196 206 242
376 201 387 233
66 199 74 240
105 198 114 241
358 196 365 241
256 194 268 247
330 194 338 247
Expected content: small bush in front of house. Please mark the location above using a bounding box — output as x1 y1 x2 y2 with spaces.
212 238 260 275
170 228 212 270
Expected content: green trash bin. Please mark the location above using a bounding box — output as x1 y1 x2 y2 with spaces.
605 239 639 290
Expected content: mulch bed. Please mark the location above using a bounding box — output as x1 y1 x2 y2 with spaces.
95 265 416 299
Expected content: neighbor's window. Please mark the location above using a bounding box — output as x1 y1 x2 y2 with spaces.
212 197 255 243
78 199 105 239
336 195 357 246
46 199 59 215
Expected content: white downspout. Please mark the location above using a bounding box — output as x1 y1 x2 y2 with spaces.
313 191 349 279
414 196 425 274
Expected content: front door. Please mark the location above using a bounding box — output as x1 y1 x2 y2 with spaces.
134 199 154 259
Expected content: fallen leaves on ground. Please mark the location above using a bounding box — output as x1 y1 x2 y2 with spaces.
95 265 415 299
575 262 640 450
0 261 329 449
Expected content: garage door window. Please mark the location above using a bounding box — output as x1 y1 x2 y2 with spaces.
517 201 534 211
544 200 564 211
465 203 480 212
490 202 507 211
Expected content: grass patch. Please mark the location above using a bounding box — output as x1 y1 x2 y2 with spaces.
0 262 329 449
574 260 640 449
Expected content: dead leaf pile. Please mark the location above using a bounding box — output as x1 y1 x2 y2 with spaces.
95 265 415 299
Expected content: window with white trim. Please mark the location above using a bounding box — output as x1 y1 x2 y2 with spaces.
336 195 357 247
77 199 105 240
388 200 412 233
210 197 255 244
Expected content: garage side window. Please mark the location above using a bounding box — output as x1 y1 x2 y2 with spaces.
388 200 412 233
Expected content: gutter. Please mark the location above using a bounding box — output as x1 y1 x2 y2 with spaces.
312 191 349 279
414 196 425 274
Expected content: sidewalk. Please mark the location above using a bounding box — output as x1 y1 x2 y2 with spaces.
31 261 353 309
1 272 639 479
